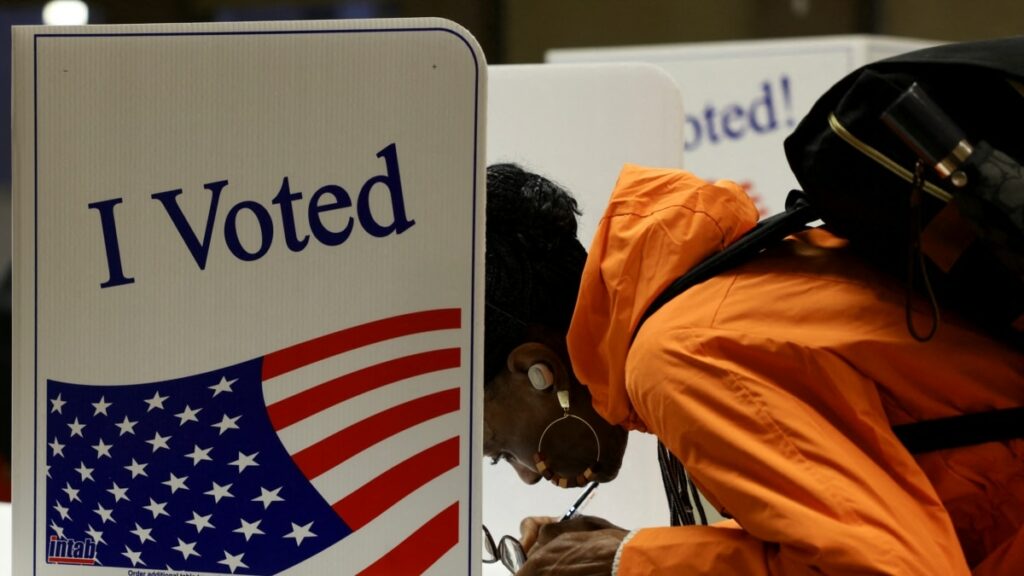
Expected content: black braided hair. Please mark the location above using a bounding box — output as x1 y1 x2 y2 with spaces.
485 164 587 383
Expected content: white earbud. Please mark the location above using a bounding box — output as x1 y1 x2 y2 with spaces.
527 363 554 390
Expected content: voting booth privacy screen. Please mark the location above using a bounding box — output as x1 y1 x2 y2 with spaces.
12 19 485 575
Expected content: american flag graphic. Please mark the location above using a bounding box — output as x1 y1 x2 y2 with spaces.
44 308 467 575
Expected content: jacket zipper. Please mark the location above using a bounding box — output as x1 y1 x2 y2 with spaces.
827 112 953 203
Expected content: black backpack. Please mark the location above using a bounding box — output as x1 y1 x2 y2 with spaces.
648 38 1024 526
638 37 1024 473
785 36 1024 344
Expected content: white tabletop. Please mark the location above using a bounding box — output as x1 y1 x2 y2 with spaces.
0 502 11 576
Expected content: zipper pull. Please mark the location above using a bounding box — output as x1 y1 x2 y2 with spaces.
905 160 941 342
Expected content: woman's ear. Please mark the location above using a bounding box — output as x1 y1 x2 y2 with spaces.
507 342 570 394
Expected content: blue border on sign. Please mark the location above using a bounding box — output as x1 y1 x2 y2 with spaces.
33 25 482 575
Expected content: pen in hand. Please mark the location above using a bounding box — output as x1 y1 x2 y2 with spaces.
560 481 599 522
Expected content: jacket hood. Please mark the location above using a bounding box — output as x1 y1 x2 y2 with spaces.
567 165 759 428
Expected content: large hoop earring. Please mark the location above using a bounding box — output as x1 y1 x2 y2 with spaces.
532 397 601 488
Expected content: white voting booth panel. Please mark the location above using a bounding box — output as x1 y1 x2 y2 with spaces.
488 63 685 246
484 63 704 575
13 19 484 575
549 35 937 216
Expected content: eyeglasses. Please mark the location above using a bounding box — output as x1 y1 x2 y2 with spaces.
482 524 526 573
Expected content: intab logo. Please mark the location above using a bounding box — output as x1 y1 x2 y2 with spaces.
46 535 97 565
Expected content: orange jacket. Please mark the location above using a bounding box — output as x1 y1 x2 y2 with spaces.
567 165 1024 575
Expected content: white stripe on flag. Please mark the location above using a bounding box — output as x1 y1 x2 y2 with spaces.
327 468 464 574
262 329 461 406
309 411 463 506
273 367 458 454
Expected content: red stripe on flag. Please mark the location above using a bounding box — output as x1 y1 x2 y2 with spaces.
267 348 461 430
47 558 97 565
356 502 460 576
262 308 461 380
291 388 460 480
333 436 459 530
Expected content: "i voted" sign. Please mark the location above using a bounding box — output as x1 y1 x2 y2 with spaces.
13 19 486 576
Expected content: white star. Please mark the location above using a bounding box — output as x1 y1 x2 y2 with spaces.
85 524 106 546
115 415 138 436
48 437 65 458
211 414 241 435
172 538 200 560
144 391 169 412
185 445 213 466
233 518 265 541
50 394 66 414
92 438 113 459
91 396 112 416
204 481 234 503
229 451 259 473
130 522 155 545
121 545 145 567
175 404 202 425
217 551 248 574
61 482 80 503
67 417 86 438
125 458 148 479
252 486 284 509
53 501 72 521
45 465 51 479
142 498 169 519
186 511 215 533
162 473 189 494
75 462 95 482
107 482 130 503
49 519 65 539
209 376 237 397
145 431 171 452
94 503 116 524
284 521 317 546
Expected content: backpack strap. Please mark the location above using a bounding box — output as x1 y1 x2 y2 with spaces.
892 406 1024 454
630 189 817 344
635 190 1024 454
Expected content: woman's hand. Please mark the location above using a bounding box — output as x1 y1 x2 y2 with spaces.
517 515 628 575
519 516 558 553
